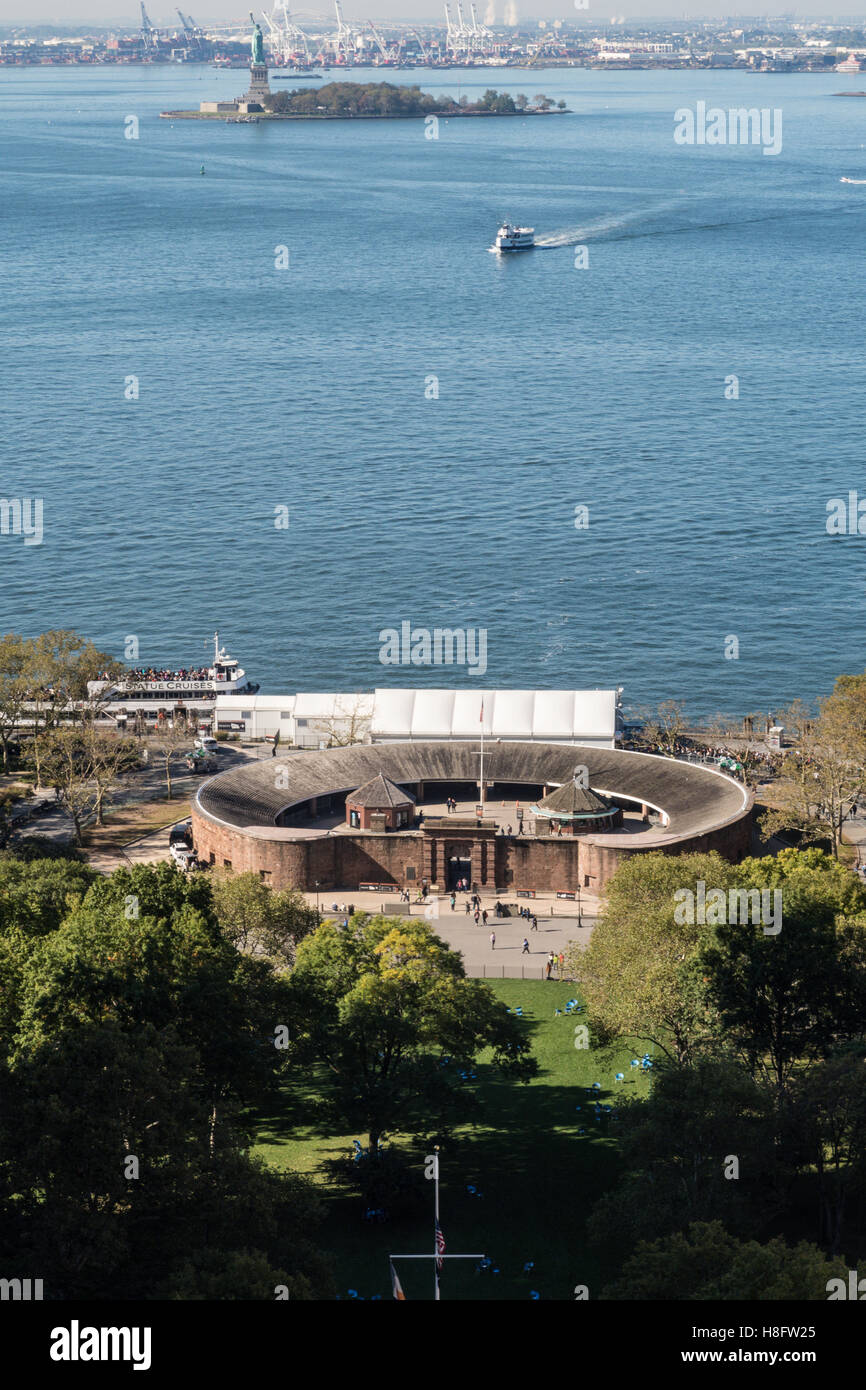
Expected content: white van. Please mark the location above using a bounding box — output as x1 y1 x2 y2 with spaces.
195 736 219 755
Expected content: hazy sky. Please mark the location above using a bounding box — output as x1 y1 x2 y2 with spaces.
2 2 864 27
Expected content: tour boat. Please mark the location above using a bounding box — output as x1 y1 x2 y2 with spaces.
87 632 259 717
494 223 535 252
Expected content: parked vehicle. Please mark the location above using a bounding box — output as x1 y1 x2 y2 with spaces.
185 750 217 773
169 820 193 849
170 843 197 870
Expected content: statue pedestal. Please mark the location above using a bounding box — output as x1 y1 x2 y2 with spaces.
243 63 271 104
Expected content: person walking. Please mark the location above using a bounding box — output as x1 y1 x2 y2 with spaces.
547 951 555 977
474 909 480 926
482 909 488 926
521 937 530 955
545 958 552 980
465 900 471 914
450 894 456 912
490 931 496 950
531 914 538 932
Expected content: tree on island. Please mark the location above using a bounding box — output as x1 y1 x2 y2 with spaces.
286 914 537 1154
261 82 555 119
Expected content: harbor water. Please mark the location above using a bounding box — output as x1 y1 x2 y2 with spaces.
2 63 865 714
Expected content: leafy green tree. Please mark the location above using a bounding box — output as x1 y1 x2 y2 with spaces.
0 862 330 1299
264 88 291 112
587 1057 778 1256
787 1047 866 1254
159 1248 295 1300
568 852 735 1062
288 914 537 1151
761 674 866 857
601 1221 848 1300
210 869 317 969
0 632 31 772
700 851 866 1096
27 630 119 784
0 854 96 937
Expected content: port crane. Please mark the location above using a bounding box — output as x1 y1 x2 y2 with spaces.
411 26 431 63
366 19 398 64
139 2 159 51
331 0 355 65
175 9 205 52
443 2 459 55
262 2 311 64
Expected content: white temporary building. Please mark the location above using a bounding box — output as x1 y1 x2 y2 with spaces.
214 692 373 745
369 689 621 748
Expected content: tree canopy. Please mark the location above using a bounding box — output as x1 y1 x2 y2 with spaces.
287 914 537 1150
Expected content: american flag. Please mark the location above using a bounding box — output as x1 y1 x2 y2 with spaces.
435 1220 446 1272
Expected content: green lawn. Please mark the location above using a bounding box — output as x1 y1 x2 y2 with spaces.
253 980 654 1301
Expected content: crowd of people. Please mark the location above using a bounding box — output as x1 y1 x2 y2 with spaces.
115 667 212 684
621 735 785 784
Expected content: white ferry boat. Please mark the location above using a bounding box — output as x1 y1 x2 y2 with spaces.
495 223 535 252
87 633 259 718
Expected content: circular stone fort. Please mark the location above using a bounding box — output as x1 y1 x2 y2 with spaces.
191 742 753 896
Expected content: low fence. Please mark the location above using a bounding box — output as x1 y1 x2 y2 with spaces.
478 964 575 981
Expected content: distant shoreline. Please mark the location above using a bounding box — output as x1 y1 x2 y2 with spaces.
159 108 569 121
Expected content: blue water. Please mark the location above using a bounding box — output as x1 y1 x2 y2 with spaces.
2 63 865 715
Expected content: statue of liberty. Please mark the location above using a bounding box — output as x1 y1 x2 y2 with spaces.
250 14 265 64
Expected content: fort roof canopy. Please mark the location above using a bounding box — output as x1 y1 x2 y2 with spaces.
196 740 750 849
369 689 619 746
347 773 416 808
534 781 612 819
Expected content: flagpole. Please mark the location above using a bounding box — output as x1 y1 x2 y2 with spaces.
480 699 485 808
434 1146 440 1301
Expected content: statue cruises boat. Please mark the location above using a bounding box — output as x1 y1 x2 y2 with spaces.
87 633 259 719
494 223 535 252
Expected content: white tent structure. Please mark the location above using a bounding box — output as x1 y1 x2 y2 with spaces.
370 688 621 748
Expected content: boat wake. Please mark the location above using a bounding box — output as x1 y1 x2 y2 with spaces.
841 176 866 183
534 201 684 248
